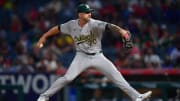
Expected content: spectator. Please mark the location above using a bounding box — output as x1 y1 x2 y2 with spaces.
0 56 4 72
36 57 48 72
1 59 17 72
87 0 102 10
162 55 173 68
0 0 5 7
46 0 62 13
143 48 162 69
170 37 180 67
43 53 59 73
0 26 7 39
19 33 31 53
10 15 22 32
114 49 130 68
0 40 11 58
128 37 144 68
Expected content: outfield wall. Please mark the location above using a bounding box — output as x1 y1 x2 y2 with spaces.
0 69 179 101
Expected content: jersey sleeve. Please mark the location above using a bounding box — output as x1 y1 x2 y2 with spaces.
59 21 71 35
96 20 107 33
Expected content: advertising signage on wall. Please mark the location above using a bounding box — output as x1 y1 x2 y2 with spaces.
0 73 59 101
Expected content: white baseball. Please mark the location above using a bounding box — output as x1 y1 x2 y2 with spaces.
40 43 43 48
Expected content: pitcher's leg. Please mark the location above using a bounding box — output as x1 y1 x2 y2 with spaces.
93 54 140 100
41 76 68 97
40 54 88 98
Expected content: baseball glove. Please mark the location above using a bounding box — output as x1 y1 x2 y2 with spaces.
122 31 133 49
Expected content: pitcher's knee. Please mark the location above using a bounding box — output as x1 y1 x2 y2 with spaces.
63 76 73 83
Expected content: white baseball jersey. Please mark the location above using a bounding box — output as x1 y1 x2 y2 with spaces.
60 18 107 53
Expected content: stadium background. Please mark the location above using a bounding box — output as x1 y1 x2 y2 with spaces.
0 0 180 101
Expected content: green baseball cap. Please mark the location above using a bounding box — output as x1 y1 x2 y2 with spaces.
77 4 94 13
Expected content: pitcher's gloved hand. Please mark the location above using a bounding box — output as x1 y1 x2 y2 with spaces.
122 31 133 49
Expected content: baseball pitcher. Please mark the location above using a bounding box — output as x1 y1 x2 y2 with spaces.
36 4 152 101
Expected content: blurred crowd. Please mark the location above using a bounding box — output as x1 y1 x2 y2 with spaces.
0 0 180 73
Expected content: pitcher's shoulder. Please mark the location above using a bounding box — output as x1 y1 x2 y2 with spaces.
90 18 101 23
91 18 107 25
64 19 78 24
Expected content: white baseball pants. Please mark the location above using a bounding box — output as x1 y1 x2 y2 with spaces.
41 52 140 100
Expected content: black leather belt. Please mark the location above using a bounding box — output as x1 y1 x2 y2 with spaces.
78 51 102 55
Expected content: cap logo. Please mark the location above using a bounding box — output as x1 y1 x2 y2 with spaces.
85 5 90 9
77 4 94 13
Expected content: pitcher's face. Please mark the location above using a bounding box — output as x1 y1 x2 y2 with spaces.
78 12 92 22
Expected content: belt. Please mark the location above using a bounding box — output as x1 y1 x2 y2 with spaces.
78 51 102 55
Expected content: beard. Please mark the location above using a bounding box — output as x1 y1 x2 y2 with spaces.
82 15 91 22
83 17 90 22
